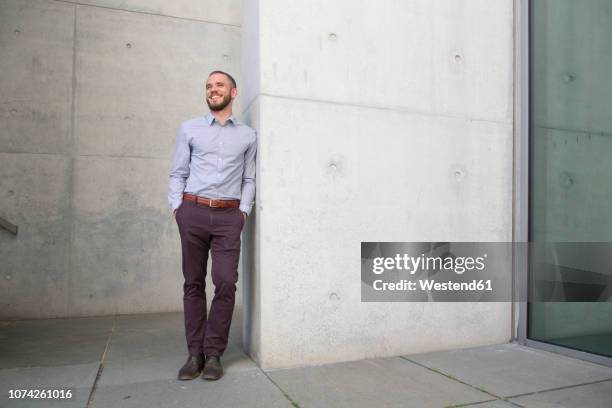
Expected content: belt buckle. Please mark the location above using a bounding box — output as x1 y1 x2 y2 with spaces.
209 199 219 208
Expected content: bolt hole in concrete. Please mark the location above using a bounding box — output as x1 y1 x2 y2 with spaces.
126 42 132 48
453 168 465 181
223 54 230 61
10 109 18 115
454 53 462 63
562 73 575 83
14 29 20 35
328 32 338 41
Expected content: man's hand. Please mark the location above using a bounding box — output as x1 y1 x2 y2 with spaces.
242 212 247 222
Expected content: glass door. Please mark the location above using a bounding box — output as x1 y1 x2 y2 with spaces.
529 0 612 358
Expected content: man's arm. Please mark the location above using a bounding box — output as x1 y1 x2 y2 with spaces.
239 131 257 217
168 124 190 214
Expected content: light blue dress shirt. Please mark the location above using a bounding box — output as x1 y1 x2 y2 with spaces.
168 112 257 214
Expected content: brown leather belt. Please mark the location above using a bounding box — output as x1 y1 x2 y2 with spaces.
183 193 240 209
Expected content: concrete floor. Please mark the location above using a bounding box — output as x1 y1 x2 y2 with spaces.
1 311 611 408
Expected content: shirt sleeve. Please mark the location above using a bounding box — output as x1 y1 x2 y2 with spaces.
168 124 190 211
239 131 257 215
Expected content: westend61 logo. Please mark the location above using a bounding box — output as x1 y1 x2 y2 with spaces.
361 242 512 302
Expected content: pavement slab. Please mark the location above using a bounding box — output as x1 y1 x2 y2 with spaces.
99 350 257 387
509 379 612 408
406 343 612 397
0 363 99 408
90 370 294 408
0 316 114 369
266 356 493 408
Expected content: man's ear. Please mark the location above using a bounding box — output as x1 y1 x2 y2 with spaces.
231 87 238 99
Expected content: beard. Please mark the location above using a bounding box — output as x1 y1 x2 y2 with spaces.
207 93 232 111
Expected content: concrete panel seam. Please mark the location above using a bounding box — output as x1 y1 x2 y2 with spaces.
52 0 240 27
67 3 78 316
258 93 513 126
0 151 71 156
73 154 173 160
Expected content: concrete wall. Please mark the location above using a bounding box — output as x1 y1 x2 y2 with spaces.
242 0 514 369
0 0 241 318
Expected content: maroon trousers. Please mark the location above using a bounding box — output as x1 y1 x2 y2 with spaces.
175 200 244 357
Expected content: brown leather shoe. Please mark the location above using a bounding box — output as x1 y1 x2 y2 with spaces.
201 355 223 380
178 354 204 380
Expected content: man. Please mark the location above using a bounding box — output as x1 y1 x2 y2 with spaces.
168 71 256 381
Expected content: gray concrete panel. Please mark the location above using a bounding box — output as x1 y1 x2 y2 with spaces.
510 380 612 408
252 95 511 367
71 0 240 26
103 312 187 363
68 156 182 316
0 153 71 319
102 311 243 357
407 343 612 397
73 4 241 158
0 315 113 368
239 0 260 111
68 156 244 316
90 371 293 408
255 0 513 122
238 94 260 364
266 356 492 408
0 0 74 154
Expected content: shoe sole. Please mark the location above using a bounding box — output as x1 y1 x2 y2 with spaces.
178 370 202 381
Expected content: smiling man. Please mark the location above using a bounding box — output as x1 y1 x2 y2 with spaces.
168 71 257 381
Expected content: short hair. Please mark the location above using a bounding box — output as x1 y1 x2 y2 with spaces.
208 70 237 89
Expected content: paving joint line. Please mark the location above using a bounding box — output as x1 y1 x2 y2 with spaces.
85 314 117 408
451 399 524 408
255 364 301 408
399 356 524 408
503 377 612 400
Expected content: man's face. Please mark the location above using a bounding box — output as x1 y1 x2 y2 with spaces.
205 73 236 111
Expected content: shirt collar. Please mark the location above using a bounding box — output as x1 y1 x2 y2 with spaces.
206 112 238 126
